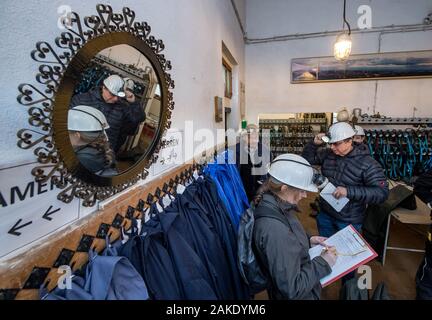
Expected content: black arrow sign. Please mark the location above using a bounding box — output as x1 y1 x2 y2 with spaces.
8 219 32 236
42 205 61 221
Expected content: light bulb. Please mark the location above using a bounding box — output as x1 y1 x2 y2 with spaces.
334 33 352 61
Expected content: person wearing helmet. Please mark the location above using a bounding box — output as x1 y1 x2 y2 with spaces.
252 154 337 300
68 105 118 176
70 74 145 153
302 122 388 238
116 77 148 157
234 124 273 202
353 125 366 145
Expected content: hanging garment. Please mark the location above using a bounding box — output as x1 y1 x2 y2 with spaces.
206 151 249 229
173 182 241 299
40 244 149 300
416 235 432 300
117 218 183 300
150 203 218 300
193 176 250 299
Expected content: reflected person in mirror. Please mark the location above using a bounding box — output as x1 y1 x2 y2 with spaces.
70 74 145 154
116 77 147 156
68 105 118 176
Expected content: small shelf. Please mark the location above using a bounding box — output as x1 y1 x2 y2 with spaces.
260 119 327 124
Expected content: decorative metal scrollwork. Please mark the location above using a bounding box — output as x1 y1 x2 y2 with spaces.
17 4 175 206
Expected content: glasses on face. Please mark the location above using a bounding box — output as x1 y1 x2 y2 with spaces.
329 140 345 147
329 139 351 147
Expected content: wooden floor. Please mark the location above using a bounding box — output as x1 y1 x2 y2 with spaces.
255 193 429 300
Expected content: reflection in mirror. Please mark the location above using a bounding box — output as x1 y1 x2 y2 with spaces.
69 44 162 176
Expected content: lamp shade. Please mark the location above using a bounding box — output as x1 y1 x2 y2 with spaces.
334 33 352 61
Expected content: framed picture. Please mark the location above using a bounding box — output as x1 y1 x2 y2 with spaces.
214 96 223 122
291 50 432 83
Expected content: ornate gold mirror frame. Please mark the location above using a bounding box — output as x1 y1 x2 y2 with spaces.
16 4 175 206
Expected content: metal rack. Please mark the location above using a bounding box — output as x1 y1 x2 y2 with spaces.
358 116 432 125
259 116 328 156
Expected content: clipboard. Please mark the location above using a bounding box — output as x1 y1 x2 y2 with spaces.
309 225 378 287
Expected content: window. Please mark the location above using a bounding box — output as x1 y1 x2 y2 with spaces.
223 59 232 99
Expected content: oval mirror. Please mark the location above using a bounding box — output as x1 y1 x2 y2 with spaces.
17 5 174 206
68 44 161 177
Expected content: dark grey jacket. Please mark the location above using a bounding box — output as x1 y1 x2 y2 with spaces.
302 141 389 224
414 169 432 206
253 193 331 300
70 88 145 152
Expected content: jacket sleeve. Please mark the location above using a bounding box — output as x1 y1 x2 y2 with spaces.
256 220 331 299
414 169 432 205
301 141 331 166
346 158 389 204
125 101 146 123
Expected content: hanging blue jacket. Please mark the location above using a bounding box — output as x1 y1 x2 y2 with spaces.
206 151 250 229
171 184 238 299
191 177 251 299
40 245 149 300
118 218 183 300
153 204 218 299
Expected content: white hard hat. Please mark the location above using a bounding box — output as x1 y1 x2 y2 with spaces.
322 122 356 143
267 153 318 192
354 125 365 136
123 77 135 91
68 105 110 131
103 74 125 98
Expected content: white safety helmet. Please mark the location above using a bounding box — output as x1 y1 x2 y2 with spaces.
354 125 365 136
267 153 318 192
103 74 125 98
68 105 110 131
322 122 356 144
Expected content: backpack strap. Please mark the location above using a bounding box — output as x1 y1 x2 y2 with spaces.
255 200 291 230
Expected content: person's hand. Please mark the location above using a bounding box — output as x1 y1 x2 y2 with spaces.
310 236 328 247
320 245 338 267
314 133 326 146
125 90 136 103
333 187 347 199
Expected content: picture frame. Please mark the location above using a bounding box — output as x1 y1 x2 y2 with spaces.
291 50 432 83
214 96 223 122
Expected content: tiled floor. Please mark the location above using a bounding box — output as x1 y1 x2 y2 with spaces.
255 194 429 300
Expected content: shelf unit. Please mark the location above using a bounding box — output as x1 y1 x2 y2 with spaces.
259 115 329 156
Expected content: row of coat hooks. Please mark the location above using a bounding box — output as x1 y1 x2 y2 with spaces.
107 159 211 240
0 150 220 299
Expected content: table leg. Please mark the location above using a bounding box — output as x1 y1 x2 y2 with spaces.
382 213 392 266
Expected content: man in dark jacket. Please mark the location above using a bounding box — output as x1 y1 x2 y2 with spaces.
70 75 145 153
302 122 389 237
253 153 337 300
234 124 273 202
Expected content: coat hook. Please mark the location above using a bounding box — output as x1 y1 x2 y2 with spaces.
146 193 154 205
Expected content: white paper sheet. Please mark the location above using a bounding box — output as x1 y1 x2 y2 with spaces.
309 225 377 287
320 182 349 212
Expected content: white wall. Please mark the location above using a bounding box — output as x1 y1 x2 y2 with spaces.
0 0 245 260
245 0 432 123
